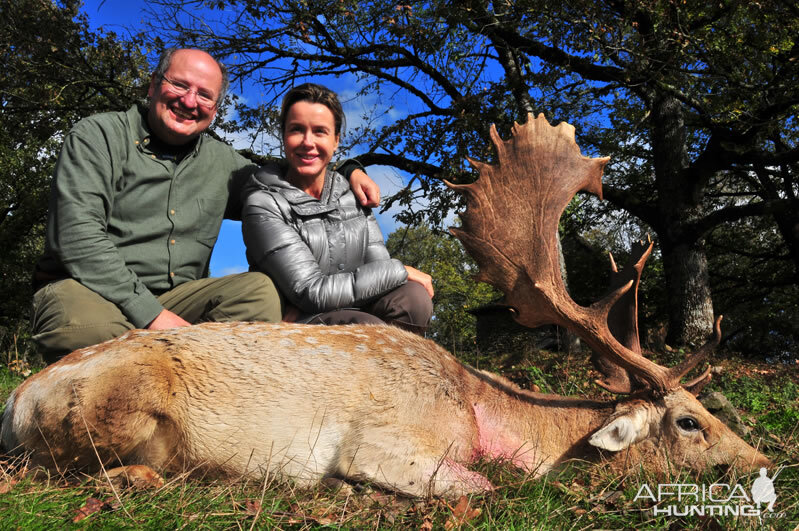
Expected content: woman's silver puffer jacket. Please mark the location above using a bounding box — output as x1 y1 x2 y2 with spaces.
241 163 408 314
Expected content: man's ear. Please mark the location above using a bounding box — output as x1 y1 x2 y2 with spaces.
147 74 158 99
589 409 649 451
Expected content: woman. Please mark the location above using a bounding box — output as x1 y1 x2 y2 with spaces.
242 83 433 333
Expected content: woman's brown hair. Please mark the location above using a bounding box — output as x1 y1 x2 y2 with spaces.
279 83 345 136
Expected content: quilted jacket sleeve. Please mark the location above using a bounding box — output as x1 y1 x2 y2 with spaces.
363 211 392 263
242 190 407 314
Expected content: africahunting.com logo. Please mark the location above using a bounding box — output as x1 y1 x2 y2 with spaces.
632 467 785 520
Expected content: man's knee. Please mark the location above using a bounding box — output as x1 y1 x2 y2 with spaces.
209 272 284 323
31 279 134 362
407 282 434 325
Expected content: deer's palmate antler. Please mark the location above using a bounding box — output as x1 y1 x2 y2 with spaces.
447 114 719 395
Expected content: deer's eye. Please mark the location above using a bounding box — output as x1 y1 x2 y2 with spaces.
676 417 701 432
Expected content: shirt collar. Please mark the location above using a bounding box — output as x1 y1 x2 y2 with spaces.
129 103 204 159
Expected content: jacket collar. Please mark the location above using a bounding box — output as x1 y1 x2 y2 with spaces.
248 165 348 216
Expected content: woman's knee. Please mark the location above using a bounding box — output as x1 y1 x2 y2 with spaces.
308 309 385 326
373 281 433 327
404 281 433 325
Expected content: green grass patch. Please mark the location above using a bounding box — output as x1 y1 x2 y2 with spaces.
3 458 794 529
1 365 26 417
760 407 799 433
716 372 798 413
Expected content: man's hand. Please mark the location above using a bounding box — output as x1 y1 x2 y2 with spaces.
404 265 435 298
349 168 380 207
147 309 191 330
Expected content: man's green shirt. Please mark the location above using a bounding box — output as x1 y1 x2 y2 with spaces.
37 105 256 328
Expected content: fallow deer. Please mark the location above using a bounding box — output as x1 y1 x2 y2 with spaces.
1 114 770 498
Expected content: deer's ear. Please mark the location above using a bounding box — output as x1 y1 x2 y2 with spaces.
589 411 648 451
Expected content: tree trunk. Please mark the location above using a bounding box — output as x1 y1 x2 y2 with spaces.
661 240 715 347
652 95 715 347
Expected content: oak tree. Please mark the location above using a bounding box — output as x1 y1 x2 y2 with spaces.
148 0 798 347
0 0 149 351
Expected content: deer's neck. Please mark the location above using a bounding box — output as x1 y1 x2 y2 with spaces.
469 379 613 475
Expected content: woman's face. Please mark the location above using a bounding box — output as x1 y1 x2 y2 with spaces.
283 100 340 184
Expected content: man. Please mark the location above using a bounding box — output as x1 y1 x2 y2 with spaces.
31 48 379 362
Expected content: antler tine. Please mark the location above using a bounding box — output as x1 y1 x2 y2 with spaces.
592 237 654 394
607 237 653 354
683 365 713 396
594 377 636 394
666 315 723 387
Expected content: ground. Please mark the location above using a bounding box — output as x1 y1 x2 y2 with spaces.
1 345 797 529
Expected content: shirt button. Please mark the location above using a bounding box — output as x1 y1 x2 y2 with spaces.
151 154 156 159
170 239 176 245
170 209 176 215
170 272 175 278
338 263 345 270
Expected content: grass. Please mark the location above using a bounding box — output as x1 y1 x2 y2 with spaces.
1 349 798 529
0 366 20 404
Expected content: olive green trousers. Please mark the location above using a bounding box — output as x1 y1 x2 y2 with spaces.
31 272 282 363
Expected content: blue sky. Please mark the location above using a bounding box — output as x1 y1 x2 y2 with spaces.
81 0 416 277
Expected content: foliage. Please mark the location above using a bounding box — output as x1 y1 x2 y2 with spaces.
711 364 799 433
0 0 149 352
386 224 497 354
707 195 799 359
145 0 799 349
716 370 798 414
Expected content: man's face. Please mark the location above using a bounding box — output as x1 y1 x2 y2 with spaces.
147 49 222 145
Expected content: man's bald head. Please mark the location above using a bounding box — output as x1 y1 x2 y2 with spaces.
152 48 229 105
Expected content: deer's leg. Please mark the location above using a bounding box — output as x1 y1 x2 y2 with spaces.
13 400 178 473
124 416 184 471
9 357 184 473
338 444 494 498
417 456 494 498
56 401 184 473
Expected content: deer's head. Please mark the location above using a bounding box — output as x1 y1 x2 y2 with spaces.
590 388 770 473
